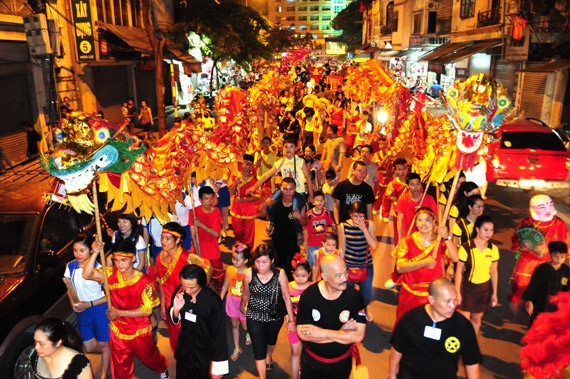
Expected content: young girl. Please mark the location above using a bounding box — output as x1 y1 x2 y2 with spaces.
220 242 251 361
312 231 342 282
64 233 110 379
288 255 312 379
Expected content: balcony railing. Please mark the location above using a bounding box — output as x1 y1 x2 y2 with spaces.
477 8 501 28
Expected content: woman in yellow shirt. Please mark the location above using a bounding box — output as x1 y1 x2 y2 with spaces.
455 215 499 334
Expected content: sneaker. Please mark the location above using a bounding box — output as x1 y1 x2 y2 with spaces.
384 278 396 289
159 369 170 379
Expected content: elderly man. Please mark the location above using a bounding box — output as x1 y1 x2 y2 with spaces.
296 255 366 379
389 277 482 379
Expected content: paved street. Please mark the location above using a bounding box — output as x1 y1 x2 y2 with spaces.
87 182 570 378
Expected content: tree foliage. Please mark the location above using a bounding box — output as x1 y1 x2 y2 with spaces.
331 0 364 50
171 0 273 65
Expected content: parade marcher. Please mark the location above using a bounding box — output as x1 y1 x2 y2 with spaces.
249 138 313 238
188 185 225 292
381 158 409 244
388 278 482 379
333 160 375 224
509 194 570 312
455 215 499 334
220 242 251 361
339 202 377 314
296 254 366 379
240 244 296 379
107 213 147 271
84 239 169 379
64 233 110 379
320 124 345 176
288 256 312 379
170 264 229 379
304 190 336 267
254 137 276 198
154 222 211 354
394 207 458 325
229 153 260 249
522 241 570 325
270 177 308 279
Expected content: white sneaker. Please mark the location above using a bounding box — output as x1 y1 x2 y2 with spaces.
384 279 396 289
159 369 170 379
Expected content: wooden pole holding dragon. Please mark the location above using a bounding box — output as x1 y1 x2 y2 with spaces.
92 179 112 308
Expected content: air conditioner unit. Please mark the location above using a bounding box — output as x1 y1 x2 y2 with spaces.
427 2 440 9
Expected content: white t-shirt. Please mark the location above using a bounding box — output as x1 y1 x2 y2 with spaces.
274 155 306 193
64 260 104 302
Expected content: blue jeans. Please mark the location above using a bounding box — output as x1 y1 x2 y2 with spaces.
267 190 305 235
348 263 374 306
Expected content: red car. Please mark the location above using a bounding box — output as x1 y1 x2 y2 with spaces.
486 118 570 189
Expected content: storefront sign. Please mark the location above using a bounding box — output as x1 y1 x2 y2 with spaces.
71 0 95 61
409 36 423 48
505 27 529 61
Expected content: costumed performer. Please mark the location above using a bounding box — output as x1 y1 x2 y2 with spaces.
229 153 260 249
394 207 458 326
84 239 169 379
509 194 570 312
155 222 211 354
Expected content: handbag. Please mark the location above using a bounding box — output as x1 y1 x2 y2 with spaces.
269 270 287 319
346 224 369 283
347 266 368 282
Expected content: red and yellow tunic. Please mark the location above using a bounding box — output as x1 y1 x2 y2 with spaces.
155 247 210 353
107 268 159 340
395 232 447 325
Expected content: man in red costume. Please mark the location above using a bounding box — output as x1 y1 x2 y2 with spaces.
84 239 170 379
509 194 570 312
154 222 211 354
229 153 260 249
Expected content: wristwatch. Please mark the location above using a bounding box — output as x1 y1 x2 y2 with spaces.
443 235 453 241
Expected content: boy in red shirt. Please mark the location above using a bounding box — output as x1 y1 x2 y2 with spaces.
395 172 437 241
189 186 224 292
381 158 409 245
304 190 336 268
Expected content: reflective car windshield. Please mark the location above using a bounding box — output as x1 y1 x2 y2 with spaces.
501 131 567 151
0 214 36 274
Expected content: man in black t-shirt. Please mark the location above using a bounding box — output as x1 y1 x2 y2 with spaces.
332 160 375 224
389 277 482 379
297 255 366 379
272 177 307 280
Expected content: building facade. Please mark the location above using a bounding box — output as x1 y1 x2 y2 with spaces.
361 0 570 126
0 0 198 165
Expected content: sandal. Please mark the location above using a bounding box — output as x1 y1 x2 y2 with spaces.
231 347 243 361
245 332 252 345
265 223 275 236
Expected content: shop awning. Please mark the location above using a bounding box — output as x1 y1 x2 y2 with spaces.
96 22 200 64
97 22 152 54
435 40 501 64
517 59 570 72
417 42 469 62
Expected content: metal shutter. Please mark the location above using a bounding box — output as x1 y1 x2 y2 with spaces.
519 72 547 120
0 74 32 165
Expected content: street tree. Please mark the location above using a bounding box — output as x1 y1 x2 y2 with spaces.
172 0 273 93
332 0 370 51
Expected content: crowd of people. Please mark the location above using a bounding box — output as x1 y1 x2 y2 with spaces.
33 81 570 379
